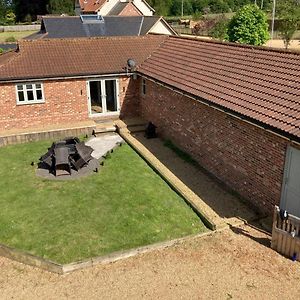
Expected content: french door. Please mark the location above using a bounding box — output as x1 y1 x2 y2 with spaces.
87 79 120 115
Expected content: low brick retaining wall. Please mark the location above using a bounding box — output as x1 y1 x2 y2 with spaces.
0 125 96 147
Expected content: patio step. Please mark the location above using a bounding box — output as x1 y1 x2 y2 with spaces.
114 118 147 134
127 124 146 133
94 123 116 134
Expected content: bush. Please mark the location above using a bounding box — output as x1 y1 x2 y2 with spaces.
226 4 269 45
209 15 229 40
0 48 4 54
5 11 16 24
5 36 16 42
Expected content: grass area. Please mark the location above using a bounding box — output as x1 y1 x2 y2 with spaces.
0 31 37 43
164 140 198 166
0 140 206 264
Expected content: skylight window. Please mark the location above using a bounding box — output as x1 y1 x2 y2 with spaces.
80 14 104 24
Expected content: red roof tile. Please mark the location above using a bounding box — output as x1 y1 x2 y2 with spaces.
79 0 106 12
0 35 167 81
138 36 300 140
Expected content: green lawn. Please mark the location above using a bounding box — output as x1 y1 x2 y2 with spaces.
0 31 37 42
0 140 206 264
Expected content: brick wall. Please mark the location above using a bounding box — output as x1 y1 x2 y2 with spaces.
0 79 89 131
119 3 142 16
0 76 137 131
119 76 140 117
139 79 290 215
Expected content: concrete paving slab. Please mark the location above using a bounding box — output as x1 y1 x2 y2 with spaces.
86 133 124 159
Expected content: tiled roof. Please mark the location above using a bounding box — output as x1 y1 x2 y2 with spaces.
79 0 155 13
108 2 136 15
138 36 300 140
27 16 164 39
79 0 106 12
1 34 300 140
0 35 167 81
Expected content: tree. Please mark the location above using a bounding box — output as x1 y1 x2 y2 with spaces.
226 4 269 45
170 0 193 16
48 0 74 15
277 0 300 49
147 0 173 16
5 11 16 24
13 0 47 22
0 0 7 23
210 14 229 40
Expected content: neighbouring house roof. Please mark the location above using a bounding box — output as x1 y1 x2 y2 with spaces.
108 2 142 15
27 16 175 39
138 36 300 141
79 0 155 14
79 0 106 13
0 35 167 81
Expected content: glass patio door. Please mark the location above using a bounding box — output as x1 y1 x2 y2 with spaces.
88 79 119 115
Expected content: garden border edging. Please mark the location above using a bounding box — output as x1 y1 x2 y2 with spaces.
0 231 215 274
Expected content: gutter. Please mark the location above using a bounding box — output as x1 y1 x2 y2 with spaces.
0 72 133 84
138 72 300 147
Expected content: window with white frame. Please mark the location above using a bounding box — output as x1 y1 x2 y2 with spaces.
16 83 44 104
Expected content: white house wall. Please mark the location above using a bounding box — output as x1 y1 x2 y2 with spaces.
149 21 174 35
131 0 153 16
98 0 153 16
98 0 119 15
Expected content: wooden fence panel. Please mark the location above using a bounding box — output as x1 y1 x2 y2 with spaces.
271 206 300 261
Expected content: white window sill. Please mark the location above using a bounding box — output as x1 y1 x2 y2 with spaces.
16 100 45 106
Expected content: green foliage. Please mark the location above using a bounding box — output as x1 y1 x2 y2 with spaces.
48 0 75 15
5 36 16 42
192 10 202 21
226 4 269 45
0 47 3 54
210 14 229 40
0 0 7 24
192 14 229 36
5 11 16 24
277 0 300 49
170 0 193 16
13 0 47 22
147 0 265 16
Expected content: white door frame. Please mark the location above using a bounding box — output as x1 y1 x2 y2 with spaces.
280 145 292 209
280 145 300 217
87 77 120 117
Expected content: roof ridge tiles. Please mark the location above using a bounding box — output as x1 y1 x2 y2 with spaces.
18 34 167 44
168 35 300 57
143 62 300 120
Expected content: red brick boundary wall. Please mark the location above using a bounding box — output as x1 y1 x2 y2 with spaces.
139 79 290 215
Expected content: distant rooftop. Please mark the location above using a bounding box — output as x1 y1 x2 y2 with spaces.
26 16 176 39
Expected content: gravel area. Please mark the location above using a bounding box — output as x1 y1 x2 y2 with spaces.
1 224 300 299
